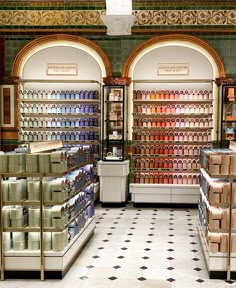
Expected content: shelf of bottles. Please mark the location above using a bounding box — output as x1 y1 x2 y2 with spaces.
131 88 213 185
18 89 100 147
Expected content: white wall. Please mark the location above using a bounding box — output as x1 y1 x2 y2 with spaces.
22 46 102 90
133 45 213 91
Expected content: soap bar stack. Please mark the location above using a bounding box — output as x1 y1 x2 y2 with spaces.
207 231 236 253
200 148 236 176
207 231 228 253
200 168 234 205
207 206 229 230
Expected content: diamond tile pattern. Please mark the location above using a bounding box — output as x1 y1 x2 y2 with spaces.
9 202 233 288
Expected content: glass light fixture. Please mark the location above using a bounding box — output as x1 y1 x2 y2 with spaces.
101 0 136 36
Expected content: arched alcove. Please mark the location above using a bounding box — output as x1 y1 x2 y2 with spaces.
12 34 112 80
122 34 226 140
8 34 112 143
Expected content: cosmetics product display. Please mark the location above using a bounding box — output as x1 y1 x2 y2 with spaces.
131 88 213 187
198 147 236 284
19 89 99 100
0 144 95 260
199 148 236 176
18 88 100 149
133 89 212 100
199 173 236 253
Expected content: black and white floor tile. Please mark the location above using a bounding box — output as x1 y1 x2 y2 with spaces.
1 203 235 288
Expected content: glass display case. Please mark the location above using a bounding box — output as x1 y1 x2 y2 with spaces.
221 85 236 143
101 85 125 161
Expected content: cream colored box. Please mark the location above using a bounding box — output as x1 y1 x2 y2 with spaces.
230 165 236 175
220 165 229 175
220 234 228 253
209 242 219 253
222 155 231 166
209 154 222 165
209 164 220 175
230 155 236 166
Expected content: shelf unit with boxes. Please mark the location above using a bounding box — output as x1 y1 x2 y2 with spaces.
198 146 236 280
0 141 96 280
18 80 101 155
129 80 214 204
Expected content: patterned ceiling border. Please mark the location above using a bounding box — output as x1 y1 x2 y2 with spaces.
0 10 235 26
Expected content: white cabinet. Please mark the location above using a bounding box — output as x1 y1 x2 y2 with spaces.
97 160 129 204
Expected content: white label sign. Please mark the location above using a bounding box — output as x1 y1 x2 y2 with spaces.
47 63 78 76
158 63 189 75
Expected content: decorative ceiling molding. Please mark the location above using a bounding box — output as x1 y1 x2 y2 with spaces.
0 9 235 27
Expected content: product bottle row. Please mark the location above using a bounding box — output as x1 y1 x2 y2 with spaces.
133 117 213 128
132 130 212 142
19 117 99 128
133 89 212 100
19 89 99 100
19 130 100 143
19 104 100 114
130 172 199 185
133 103 213 114
131 144 211 156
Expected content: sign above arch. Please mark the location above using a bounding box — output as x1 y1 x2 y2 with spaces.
11 34 112 80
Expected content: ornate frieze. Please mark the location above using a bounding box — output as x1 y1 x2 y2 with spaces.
0 10 235 27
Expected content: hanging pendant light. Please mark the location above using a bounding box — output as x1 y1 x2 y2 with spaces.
101 0 136 36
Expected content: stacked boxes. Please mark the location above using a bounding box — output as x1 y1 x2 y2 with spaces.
200 148 236 176
200 168 233 205
199 147 236 253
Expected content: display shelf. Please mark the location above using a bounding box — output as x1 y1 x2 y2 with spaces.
18 84 101 146
0 146 96 280
4 217 95 279
101 85 126 161
130 82 213 204
198 148 236 280
198 225 236 279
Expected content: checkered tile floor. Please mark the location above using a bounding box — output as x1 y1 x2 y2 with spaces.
2 203 234 288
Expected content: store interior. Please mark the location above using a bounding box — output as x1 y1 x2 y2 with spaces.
0 1 236 287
